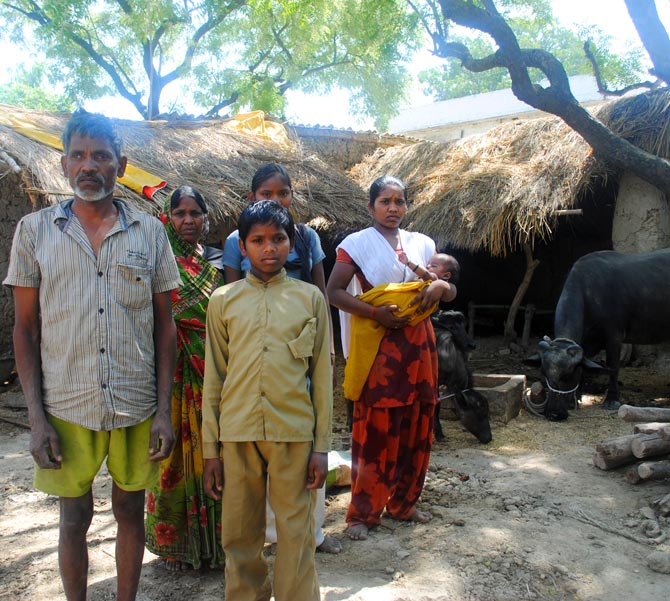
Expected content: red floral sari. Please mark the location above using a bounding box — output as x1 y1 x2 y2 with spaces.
145 202 224 568
336 246 438 529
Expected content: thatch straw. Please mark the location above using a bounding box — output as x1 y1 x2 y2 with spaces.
0 105 370 237
596 88 670 159
351 89 670 256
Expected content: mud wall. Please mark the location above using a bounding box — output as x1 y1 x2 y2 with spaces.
0 164 33 375
612 172 670 253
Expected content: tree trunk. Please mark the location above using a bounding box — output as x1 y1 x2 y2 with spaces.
504 243 539 342
624 0 670 84
619 405 670 422
592 434 639 470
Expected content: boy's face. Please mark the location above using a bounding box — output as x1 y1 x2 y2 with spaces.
239 222 291 282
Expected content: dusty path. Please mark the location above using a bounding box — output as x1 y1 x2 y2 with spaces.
1 340 670 600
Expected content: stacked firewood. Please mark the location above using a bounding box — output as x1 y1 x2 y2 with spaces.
593 405 670 516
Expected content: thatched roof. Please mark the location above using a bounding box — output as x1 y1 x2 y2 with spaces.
350 88 670 256
0 105 371 237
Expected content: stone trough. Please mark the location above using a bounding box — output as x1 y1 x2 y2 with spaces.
440 373 526 425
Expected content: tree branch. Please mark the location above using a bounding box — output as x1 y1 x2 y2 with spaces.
3 0 147 116
584 41 660 97
624 0 670 85
204 91 239 118
433 0 670 194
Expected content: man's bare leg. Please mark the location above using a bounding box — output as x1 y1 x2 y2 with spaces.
59 492 94 601
112 484 145 601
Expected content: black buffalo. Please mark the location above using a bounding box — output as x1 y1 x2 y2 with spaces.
431 310 492 443
530 249 670 421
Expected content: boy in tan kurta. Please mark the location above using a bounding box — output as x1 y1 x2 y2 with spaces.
202 200 332 601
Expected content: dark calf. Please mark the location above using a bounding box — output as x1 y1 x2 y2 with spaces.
526 336 606 421
525 249 670 419
431 310 492 444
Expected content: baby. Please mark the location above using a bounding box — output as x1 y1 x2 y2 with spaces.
399 252 460 284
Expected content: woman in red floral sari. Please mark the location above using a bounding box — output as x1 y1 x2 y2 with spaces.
146 186 224 570
327 175 457 542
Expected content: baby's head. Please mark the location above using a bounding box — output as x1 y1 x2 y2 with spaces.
427 253 460 284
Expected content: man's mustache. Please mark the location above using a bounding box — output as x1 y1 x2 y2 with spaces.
76 174 105 185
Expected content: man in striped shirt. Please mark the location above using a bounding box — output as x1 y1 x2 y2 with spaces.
4 110 181 601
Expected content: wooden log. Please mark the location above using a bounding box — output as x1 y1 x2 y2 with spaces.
631 434 670 459
618 405 670 422
635 422 670 435
593 434 639 470
638 460 670 481
625 465 643 484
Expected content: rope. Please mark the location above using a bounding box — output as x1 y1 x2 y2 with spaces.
567 505 668 546
524 378 581 419
544 380 579 395
437 389 471 403
523 389 548 418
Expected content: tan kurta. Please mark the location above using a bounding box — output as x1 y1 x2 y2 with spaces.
202 270 332 456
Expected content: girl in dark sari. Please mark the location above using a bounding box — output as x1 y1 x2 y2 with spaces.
146 186 225 570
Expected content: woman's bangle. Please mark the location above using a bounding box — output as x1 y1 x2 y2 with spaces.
369 306 376 320
412 263 419 273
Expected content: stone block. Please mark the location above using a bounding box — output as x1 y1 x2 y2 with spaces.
472 373 525 424
439 373 525 425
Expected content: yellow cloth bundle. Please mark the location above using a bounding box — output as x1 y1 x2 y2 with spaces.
224 110 292 147
343 280 436 401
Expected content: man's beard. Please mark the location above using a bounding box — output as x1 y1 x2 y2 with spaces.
74 182 114 202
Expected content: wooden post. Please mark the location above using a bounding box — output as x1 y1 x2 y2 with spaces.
467 301 475 338
521 303 536 348
504 243 540 342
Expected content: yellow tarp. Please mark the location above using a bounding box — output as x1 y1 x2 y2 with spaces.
0 112 165 199
224 110 292 147
343 281 436 402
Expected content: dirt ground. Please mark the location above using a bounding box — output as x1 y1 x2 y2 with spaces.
1 336 670 601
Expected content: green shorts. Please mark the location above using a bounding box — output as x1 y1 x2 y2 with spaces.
34 414 159 497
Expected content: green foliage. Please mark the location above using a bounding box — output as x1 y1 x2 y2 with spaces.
0 63 73 111
0 0 418 126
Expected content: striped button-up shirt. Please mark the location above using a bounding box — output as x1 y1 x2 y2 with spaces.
3 199 181 430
